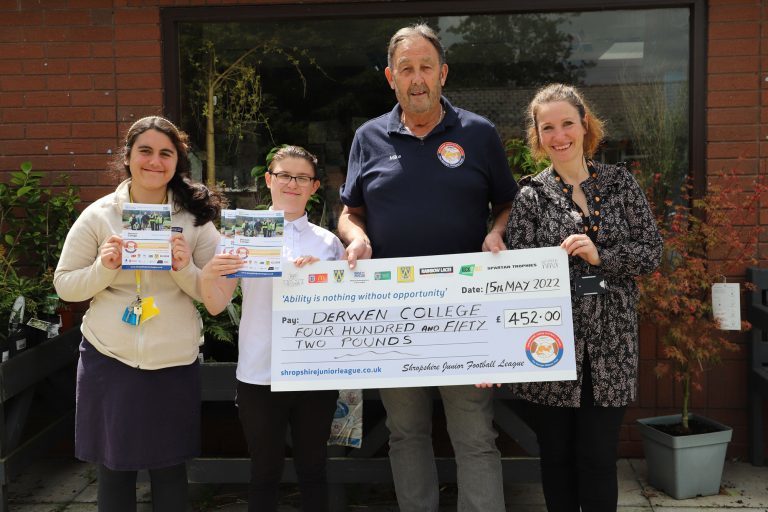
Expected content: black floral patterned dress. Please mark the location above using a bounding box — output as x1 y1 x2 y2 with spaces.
505 162 663 407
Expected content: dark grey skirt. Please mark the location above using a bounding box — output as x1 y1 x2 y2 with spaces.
75 338 200 471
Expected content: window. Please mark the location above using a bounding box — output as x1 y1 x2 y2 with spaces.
163 2 702 227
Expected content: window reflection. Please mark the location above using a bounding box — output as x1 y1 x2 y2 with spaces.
177 8 689 225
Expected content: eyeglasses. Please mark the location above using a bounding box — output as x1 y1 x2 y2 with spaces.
268 171 316 187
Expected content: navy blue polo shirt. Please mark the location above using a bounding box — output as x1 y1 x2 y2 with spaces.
341 97 518 258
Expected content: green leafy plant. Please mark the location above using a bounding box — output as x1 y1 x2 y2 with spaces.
196 285 242 346
637 169 767 432
187 39 323 187
505 138 549 181
0 162 80 340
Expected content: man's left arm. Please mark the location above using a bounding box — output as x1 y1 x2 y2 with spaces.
482 201 512 253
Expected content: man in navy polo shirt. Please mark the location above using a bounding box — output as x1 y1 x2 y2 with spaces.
338 23 518 512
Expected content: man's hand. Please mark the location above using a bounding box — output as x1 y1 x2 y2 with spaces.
345 238 372 269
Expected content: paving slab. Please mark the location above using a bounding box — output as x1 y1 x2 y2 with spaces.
9 457 768 511
630 458 768 508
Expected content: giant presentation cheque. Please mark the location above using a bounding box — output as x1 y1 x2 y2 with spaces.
271 246 576 391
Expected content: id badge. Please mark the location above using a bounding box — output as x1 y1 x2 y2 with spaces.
575 274 607 296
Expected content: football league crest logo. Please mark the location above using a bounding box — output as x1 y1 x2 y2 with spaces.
397 266 414 282
333 269 345 283
525 331 564 368
437 142 465 168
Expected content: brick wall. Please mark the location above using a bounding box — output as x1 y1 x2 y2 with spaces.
1 0 767 459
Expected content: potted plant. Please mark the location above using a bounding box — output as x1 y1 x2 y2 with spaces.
0 162 80 352
635 170 767 499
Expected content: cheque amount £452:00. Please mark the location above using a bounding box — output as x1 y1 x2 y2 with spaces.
503 307 562 328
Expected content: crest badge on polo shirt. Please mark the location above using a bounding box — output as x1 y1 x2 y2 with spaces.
437 142 465 168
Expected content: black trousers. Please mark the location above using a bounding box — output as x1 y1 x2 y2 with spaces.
236 381 338 512
527 361 626 512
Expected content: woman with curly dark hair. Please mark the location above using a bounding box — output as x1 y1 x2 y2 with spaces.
55 116 225 512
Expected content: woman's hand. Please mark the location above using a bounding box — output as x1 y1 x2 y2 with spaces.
293 255 320 268
201 253 244 280
474 382 501 389
561 234 601 266
100 234 123 270
171 233 191 271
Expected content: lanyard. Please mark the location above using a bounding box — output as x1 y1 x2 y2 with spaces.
134 270 142 301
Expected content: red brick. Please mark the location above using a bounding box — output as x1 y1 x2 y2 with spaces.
22 60 69 74
0 93 24 107
114 42 161 58
709 38 759 57
65 26 113 42
710 5 762 22
91 43 114 58
114 25 160 41
67 0 113 8
0 0 20 8
94 107 118 122
116 90 162 106
47 43 91 58
25 92 72 107
707 142 758 159
60 170 101 186
47 138 116 155
71 123 117 138
93 75 116 89
19 0 65 7
114 8 159 24
44 10 95 26
47 75 93 91
0 75 46 92
48 107 96 122
68 58 114 74
0 43 45 59
709 21 760 39
70 91 116 107
707 158 759 175
0 26 24 43
708 90 760 108
90 9 114 26
0 139 52 155
0 125 25 140
23 27 70 42
117 73 162 90
708 73 759 91
115 57 161 74
0 60 22 73
26 124 72 139
74 155 116 170
0 10 43 25
709 55 759 73
78 186 115 202
708 125 759 142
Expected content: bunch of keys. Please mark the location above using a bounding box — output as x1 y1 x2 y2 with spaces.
122 297 143 326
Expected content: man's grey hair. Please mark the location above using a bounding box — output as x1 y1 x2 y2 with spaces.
387 23 446 68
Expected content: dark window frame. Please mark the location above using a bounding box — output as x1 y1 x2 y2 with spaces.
160 0 706 194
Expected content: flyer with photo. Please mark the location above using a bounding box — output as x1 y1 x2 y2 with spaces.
230 209 284 278
121 203 173 270
216 209 237 255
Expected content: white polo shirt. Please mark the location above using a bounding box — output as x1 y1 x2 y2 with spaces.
237 214 345 385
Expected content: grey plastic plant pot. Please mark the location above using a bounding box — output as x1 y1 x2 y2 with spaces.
636 414 732 500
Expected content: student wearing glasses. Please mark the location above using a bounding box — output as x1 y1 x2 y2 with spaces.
200 145 344 512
